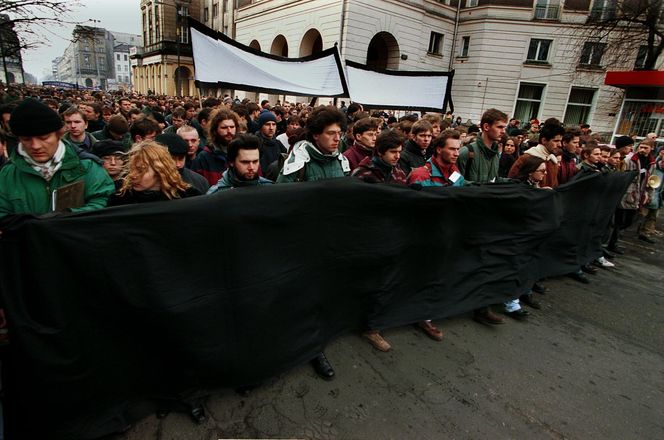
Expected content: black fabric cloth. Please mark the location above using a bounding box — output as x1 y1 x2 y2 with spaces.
0 172 634 439
108 187 201 206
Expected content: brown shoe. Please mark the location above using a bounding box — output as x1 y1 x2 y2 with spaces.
363 331 391 351
417 320 444 341
473 307 505 325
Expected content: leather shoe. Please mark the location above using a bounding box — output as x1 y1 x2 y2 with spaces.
520 294 541 309
568 272 590 284
581 264 598 275
532 282 546 294
311 353 335 380
505 308 529 320
417 320 444 341
473 307 505 325
639 235 656 244
363 331 392 351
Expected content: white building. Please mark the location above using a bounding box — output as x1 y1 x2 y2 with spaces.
207 0 654 137
111 44 133 90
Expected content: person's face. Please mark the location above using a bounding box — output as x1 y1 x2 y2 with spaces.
313 123 342 154
438 138 461 164
130 113 142 124
379 146 402 166
102 111 112 123
80 105 94 121
563 136 580 154
356 129 378 148
216 119 236 144
233 148 260 180
414 130 432 150
172 116 185 129
286 120 300 135
64 113 88 138
18 131 61 163
608 152 621 168
600 150 611 165
504 139 516 155
260 121 276 138
646 133 657 141
544 135 562 154
530 124 539 132
1 112 10 126
530 163 547 183
179 131 200 156
170 154 186 170
585 147 602 164
483 120 507 142
131 163 160 191
637 143 652 156
459 132 467 142
581 127 590 135
516 134 524 145
186 107 196 120
102 154 125 178
431 124 441 137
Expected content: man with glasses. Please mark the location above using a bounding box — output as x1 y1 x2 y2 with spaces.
91 140 128 191
276 105 351 381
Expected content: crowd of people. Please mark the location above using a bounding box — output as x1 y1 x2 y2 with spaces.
0 84 662 380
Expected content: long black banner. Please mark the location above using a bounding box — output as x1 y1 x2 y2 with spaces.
0 172 633 438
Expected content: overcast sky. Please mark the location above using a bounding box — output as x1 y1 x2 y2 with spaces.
21 0 142 81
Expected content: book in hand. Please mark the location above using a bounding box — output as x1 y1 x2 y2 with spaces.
51 180 85 212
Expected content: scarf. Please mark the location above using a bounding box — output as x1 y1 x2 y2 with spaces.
18 141 66 181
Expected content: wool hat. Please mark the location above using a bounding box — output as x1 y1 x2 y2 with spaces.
155 133 188 155
91 140 127 158
10 98 64 137
614 135 634 149
257 110 277 127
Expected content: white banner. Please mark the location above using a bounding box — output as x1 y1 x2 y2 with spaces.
344 60 452 112
190 20 348 97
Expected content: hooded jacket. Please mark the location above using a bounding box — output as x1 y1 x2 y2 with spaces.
191 144 229 186
508 144 559 188
276 140 350 183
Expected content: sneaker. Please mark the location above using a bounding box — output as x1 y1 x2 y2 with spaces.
417 320 444 341
594 256 615 268
363 331 392 352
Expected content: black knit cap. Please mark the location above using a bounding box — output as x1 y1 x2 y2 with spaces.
614 135 634 149
91 140 127 158
155 133 188 155
10 98 64 137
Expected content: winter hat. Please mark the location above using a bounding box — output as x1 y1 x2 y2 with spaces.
614 135 634 150
91 140 127 158
155 133 188 155
10 98 64 137
257 110 277 127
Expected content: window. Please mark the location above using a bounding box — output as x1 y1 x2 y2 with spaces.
124 54 128 61
535 0 560 20
526 39 552 62
204 7 209 21
634 45 648 69
514 83 545 122
155 7 160 40
116 54 120 61
98 56 105 70
590 0 616 21
564 88 596 125
466 0 478 7
460 36 470 57
177 5 189 44
579 42 606 66
428 32 444 56
213 3 219 17
83 55 90 68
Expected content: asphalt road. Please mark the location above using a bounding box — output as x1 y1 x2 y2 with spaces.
116 230 664 440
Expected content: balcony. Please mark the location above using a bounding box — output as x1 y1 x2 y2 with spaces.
131 40 192 59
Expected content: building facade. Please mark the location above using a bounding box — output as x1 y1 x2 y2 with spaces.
213 0 653 136
0 14 25 85
131 0 202 96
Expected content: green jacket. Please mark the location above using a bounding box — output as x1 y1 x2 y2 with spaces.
0 141 116 218
458 137 506 183
276 141 351 183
